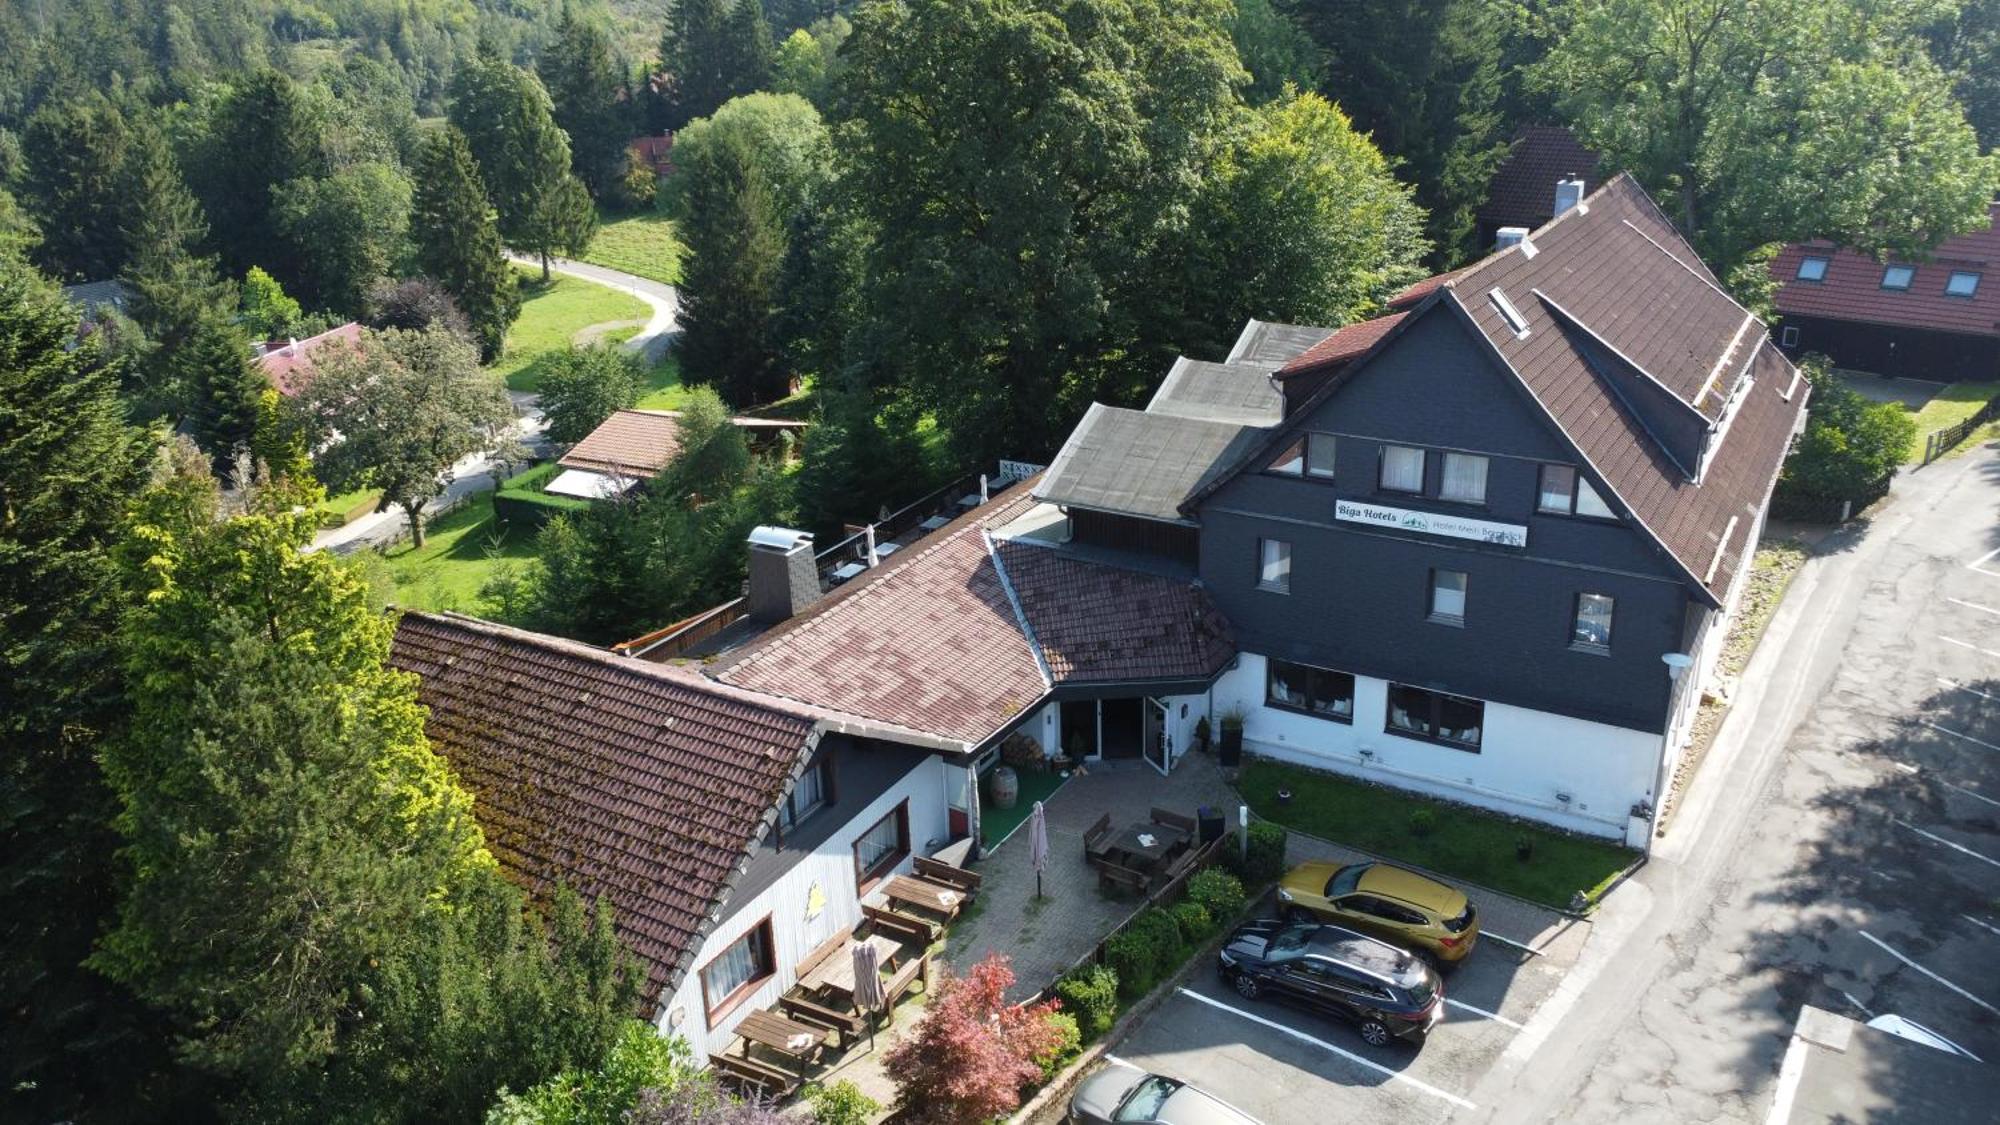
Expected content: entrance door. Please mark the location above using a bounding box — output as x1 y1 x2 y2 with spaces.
1143 698 1171 776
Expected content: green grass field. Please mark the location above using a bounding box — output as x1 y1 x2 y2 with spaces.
1905 380 2000 463
632 353 693 410
492 270 651 392
580 209 685 287
1235 760 1636 910
377 495 538 616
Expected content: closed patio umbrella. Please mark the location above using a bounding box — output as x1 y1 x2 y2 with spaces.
1029 799 1050 900
852 939 885 1051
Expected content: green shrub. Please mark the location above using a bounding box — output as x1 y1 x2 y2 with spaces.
804 1079 879 1125
1170 900 1213 945
1409 807 1438 837
1034 1011 1083 1082
1055 964 1120 1040
1229 820 1288 886
1187 868 1246 921
494 461 595 529
1103 931 1157 1000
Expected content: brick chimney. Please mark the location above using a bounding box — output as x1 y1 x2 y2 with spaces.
746 526 819 623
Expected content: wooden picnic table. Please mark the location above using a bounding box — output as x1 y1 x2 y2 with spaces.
1105 822 1189 874
734 1008 826 1074
798 933 902 997
882 873 966 920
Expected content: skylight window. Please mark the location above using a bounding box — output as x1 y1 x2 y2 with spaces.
1881 265 1915 291
1795 256 1828 282
1488 288 1530 339
1947 271 1981 298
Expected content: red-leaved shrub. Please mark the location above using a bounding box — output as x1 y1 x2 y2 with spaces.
883 954 1064 1125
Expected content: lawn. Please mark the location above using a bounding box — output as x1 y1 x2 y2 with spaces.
316 485 383 526
492 269 651 392
376 494 538 617
1234 760 1636 910
1903 380 2000 463
580 209 685 286
634 353 692 410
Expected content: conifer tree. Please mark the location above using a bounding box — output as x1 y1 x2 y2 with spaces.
411 127 522 360
448 59 596 280
19 91 133 281
121 128 232 353
177 312 266 477
540 4 632 197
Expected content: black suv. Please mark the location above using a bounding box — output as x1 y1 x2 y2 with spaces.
1217 919 1444 1047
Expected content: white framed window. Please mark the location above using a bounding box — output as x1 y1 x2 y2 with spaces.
1380 445 1425 493
1439 453 1488 504
1537 464 1615 519
1257 538 1291 593
1795 256 1828 282
1947 271 1981 298
1306 434 1337 478
1780 325 1799 348
1881 265 1915 291
1572 592 1615 651
1429 568 1467 623
1267 437 1305 476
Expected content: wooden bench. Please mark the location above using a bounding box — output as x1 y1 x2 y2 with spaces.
1098 861 1149 894
1150 807 1198 835
792 926 853 988
1160 844 1202 886
864 903 935 945
913 855 982 895
780 992 866 1047
882 954 928 1017
710 1052 800 1097
1083 812 1113 862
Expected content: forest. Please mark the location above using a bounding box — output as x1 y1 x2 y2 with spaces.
2 1 1995 1123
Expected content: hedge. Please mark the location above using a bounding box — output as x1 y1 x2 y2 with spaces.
493 462 593 530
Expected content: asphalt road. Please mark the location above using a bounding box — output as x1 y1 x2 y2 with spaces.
1058 447 2000 1124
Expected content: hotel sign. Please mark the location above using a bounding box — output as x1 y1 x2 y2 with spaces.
1335 500 1528 548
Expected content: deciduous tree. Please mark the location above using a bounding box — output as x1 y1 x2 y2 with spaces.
240 266 305 340
274 162 414 314
883 955 1063 1125
539 345 643 445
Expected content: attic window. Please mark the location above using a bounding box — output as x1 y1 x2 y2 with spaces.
1794 256 1828 282
1881 265 1915 291
1947 271 1981 298
1488 288 1531 339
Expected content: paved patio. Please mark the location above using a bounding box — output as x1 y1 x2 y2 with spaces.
943 752 1241 1000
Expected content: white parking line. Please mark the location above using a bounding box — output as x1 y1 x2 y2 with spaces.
1839 990 1873 1018
1936 676 2000 703
1858 931 2000 1017
1175 988 1477 1110
1897 820 2000 869
1947 597 2000 617
1968 546 2000 577
1963 914 2000 939
1444 997 1524 1030
1940 778 2000 809
1939 635 2000 661
1477 930 1543 957
1917 719 2000 753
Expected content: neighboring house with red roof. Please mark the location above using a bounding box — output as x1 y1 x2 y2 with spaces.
550 408 808 499
1475 125 1604 252
630 132 676 178
257 321 363 397
1770 202 2000 381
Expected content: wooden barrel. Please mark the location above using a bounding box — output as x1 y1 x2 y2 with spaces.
989 766 1019 810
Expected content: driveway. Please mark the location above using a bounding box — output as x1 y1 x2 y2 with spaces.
503 252 681 364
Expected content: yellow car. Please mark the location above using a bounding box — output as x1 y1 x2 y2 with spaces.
1276 861 1479 966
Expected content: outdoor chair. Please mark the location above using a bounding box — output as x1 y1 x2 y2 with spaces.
1098 861 1148 895
863 903 936 944
792 927 852 986
710 1053 800 1098
1083 813 1113 863
1150 807 1198 835
913 855 981 896
882 953 928 1018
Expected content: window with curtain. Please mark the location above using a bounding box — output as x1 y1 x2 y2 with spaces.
1306 434 1337 478
1266 660 1355 722
1440 453 1488 503
1381 445 1425 493
1385 684 1483 750
701 919 773 1016
1572 593 1615 650
1429 569 1467 622
853 802 908 885
1257 538 1291 592
778 758 829 831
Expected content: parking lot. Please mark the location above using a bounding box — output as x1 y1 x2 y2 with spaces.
1042 901 1581 1124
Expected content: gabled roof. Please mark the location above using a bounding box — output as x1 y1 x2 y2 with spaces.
1226 319 1335 367
1035 404 1262 523
559 409 808 478
1145 356 1283 425
388 611 819 1004
1476 125 1603 233
1771 202 2000 339
996 540 1234 683
1388 269 1468 310
1275 311 1409 379
259 322 364 397
60 279 130 318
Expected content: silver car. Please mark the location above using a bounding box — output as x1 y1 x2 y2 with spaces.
1068 1064 1262 1125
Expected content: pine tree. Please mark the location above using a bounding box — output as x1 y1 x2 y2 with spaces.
411 127 521 360
121 128 232 353
176 312 266 476
659 0 733 128
19 91 133 281
722 0 776 96
540 4 631 197
678 131 788 407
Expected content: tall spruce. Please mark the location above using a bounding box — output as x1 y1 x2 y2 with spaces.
0 257 186 1123
184 68 325 281
540 4 632 197
659 0 770 128
411 127 522 360
448 58 597 280
19 91 133 281
177 312 267 476
121 128 232 360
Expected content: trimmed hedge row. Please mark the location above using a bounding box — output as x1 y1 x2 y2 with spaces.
493 462 593 530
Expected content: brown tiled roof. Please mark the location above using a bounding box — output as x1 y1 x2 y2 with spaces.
259 322 363 397
1771 203 2000 339
715 494 1050 746
1275 311 1408 378
1446 174 1807 601
559 409 808 478
389 611 818 1003
1476 125 1603 233
1388 269 1468 310
997 542 1234 683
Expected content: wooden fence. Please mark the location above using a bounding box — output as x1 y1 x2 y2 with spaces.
1921 393 2000 465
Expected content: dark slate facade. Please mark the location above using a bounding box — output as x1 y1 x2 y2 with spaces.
1195 306 1703 734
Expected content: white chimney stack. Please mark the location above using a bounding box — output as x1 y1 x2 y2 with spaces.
1495 226 1530 250
1555 177 1587 216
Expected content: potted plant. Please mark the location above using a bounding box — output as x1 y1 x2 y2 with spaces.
1218 708 1245 767
1515 833 1534 862
1193 715 1212 754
